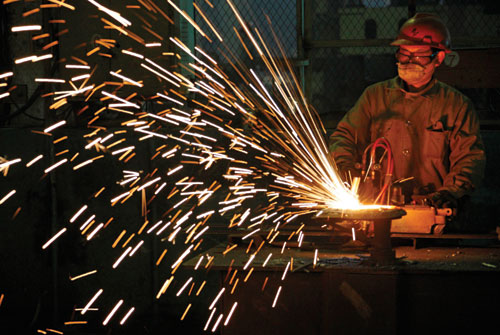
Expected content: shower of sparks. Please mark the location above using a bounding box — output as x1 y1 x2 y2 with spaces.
0 0 386 332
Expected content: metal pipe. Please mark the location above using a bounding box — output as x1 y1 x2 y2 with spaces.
371 219 396 264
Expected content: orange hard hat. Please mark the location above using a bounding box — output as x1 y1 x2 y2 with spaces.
391 13 451 53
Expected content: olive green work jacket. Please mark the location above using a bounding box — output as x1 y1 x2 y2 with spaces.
329 76 485 199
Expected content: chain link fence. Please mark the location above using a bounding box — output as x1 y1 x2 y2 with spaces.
308 0 500 128
190 0 500 124
194 0 297 74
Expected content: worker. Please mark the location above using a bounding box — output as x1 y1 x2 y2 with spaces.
329 13 485 213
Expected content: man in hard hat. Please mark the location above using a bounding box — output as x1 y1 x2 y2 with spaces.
329 13 485 214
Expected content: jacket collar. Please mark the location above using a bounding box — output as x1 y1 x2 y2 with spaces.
388 76 438 98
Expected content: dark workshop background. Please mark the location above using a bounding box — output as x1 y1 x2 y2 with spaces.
1 0 499 334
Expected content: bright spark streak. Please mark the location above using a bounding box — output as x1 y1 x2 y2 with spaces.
194 46 217 65
100 134 114 143
204 308 217 331
87 223 104 240
87 0 132 26
167 165 183 176
112 247 132 268
33 54 53 63
281 261 290 280
209 287 225 310
0 190 16 205
70 270 97 281
0 158 21 169
219 203 241 214
44 159 68 174
71 74 90 82
102 299 123 325
243 254 255 271
156 276 174 299
171 245 194 269
169 226 183 242
298 232 304 247
14 56 36 64
226 0 263 56
173 197 189 209
146 220 163 234
0 92 9 100
196 211 214 219
144 58 182 83
137 177 161 191
129 240 144 256
53 85 94 100
209 100 235 116
81 289 103 315
250 213 267 222
262 253 272 267
272 286 282 308
0 72 13 79
157 92 184 106
155 221 172 235
35 78 65 83
167 1 206 38
44 120 66 133
180 130 216 142
141 63 181 87
224 302 238 326
119 307 135 325
102 91 140 109
111 146 134 155
65 64 91 69
135 127 170 140
26 155 43 167
176 277 193 297
175 211 192 228
48 0 75 10
73 160 94 171
155 182 167 195
11 25 42 32
80 215 96 231
242 228 260 241
192 226 209 241
122 50 144 59
211 313 224 333
194 255 204 270
110 71 143 87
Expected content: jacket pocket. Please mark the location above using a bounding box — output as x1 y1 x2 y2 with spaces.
423 127 449 159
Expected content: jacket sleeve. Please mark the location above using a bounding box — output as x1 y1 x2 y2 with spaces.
440 98 486 198
329 88 372 172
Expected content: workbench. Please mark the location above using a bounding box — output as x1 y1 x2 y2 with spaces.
185 243 500 334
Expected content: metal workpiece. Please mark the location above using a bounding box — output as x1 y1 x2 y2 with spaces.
316 207 406 221
316 207 406 265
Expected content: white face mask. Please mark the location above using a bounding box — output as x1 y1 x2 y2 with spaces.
397 62 435 88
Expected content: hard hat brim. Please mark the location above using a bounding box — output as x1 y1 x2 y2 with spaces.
390 38 451 53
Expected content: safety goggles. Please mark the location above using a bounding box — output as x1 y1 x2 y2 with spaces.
395 49 439 66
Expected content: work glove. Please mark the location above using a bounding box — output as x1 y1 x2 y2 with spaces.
427 190 458 209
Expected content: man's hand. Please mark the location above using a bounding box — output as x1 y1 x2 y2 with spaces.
427 190 458 209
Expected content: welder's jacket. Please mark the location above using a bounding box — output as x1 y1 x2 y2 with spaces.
329 76 485 199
